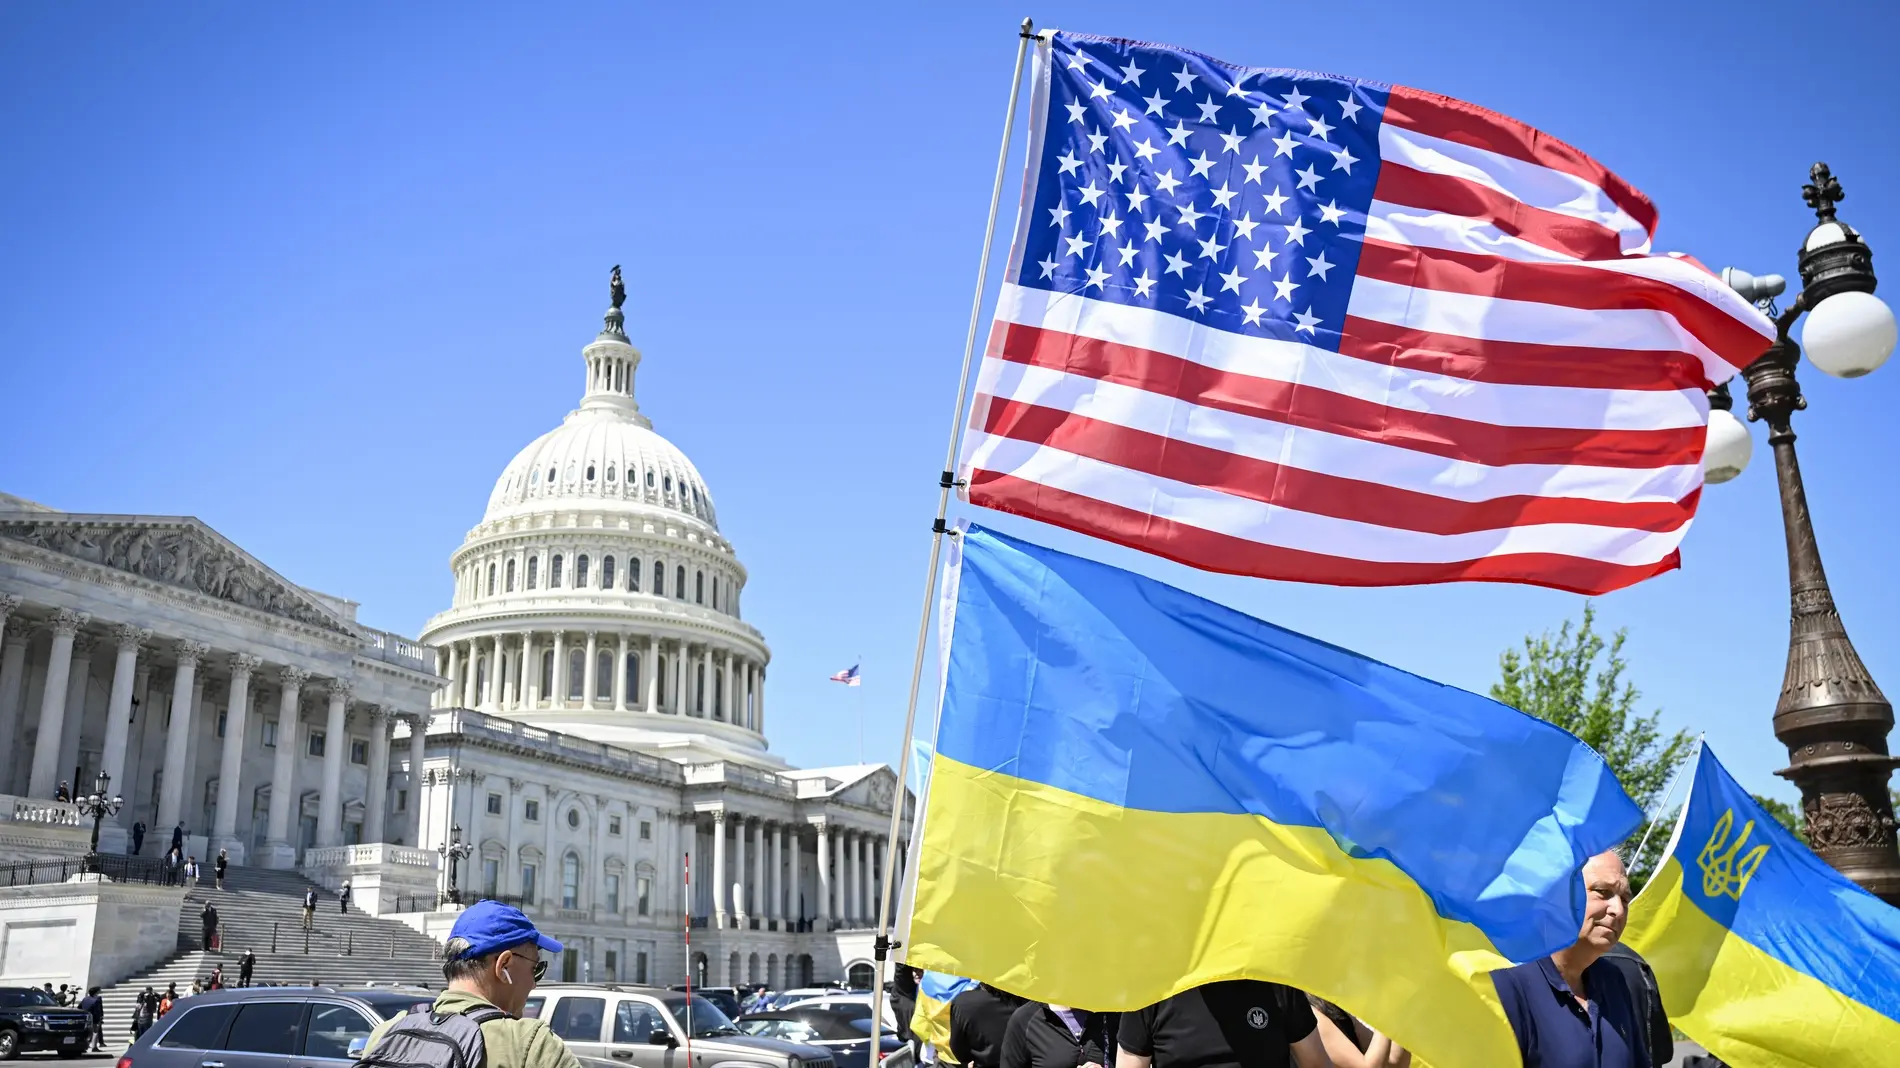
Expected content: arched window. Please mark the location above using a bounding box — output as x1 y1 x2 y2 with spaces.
711 577 719 611
562 852 582 910
601 556 616 590
487 564 496 596
629 557 642 592
664 474 674 493
695 571 704 605
541 650 554 695
568 649 585 700
646 469 655 489
606 464 616 483
576 555 590 588
474 657 487 703
714 671 724 720
695 663 706 714
596 650 613 701
675 566 686 600
526 556 539 590
626 654 640 700
548 466 557 484
551 554 564 587
653 561 665 596
655 656 667 706
505 558 516 592
586 464 596 481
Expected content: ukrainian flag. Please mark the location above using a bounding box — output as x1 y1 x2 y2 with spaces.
1624 745 1900 1066
906 526 1642 1067
909 971 976 1064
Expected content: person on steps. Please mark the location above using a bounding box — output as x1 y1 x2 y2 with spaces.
201 900 219 952
240 947 256 988
340 878 353 914
303 887 318 930
79 987 103 1052
131 820 146 856
215 849 229 890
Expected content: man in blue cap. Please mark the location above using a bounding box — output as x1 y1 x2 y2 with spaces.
361 901 579 1068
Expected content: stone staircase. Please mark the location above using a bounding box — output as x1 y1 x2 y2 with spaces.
99 865 445 1041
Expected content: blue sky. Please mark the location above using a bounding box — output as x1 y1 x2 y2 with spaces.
3 1 1896 807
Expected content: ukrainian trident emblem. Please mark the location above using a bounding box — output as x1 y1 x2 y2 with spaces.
1697 808 1770 901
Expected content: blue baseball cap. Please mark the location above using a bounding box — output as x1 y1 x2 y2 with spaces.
449 900 563 959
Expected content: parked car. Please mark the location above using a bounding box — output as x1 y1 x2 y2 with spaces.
119 986 434 1068
527 984 835 1068
733 1010 902 1068
666 986 745 1021
778 995 897 1032
752 989 836 1012
0 986 93 1059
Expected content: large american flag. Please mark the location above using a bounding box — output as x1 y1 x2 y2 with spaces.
959 31 1773 594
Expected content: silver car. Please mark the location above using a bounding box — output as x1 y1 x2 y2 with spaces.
524 985 833 1068
123 987 434 1068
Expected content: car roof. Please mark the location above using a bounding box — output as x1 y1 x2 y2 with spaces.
743 1009 866 1021
152 987 427 1005
533 984 679 997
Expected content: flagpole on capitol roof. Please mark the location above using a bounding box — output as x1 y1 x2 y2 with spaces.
866 16 1039 1037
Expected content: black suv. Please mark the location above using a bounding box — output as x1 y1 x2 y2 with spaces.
0 987 93 1059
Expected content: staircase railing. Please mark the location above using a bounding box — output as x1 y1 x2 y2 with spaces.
0 854 173 886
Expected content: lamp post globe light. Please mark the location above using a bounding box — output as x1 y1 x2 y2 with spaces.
1712 162 1900 904
77 770 124 872
439 823 473 905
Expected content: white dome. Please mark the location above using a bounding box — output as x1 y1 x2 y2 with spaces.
485 412 720 529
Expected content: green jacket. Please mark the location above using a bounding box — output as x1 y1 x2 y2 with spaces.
364 990 581 1068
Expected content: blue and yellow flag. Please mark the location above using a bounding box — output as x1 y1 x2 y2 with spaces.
907 526 1643 1067
1624 745 1900 1066
909 971 976 1064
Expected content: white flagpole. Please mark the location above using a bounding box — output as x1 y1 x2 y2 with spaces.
867 16 1038 1040
1630 735 1703 880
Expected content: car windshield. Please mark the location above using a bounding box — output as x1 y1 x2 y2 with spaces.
659 996 739 1038
362 995 435 1021
0 990 59 1008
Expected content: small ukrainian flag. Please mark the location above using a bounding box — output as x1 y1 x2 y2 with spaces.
1624 744 1900 1066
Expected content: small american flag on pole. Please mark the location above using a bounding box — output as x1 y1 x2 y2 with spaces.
829 664 862 686
960 31 1774 595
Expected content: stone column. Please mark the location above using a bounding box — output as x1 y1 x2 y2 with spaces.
859 834 873 927
789 825 803 926
725 655 738 723
458 641 477 709
683 813 698 919
52 632 97 799
698 646 712 717
551 632 567 706
733 814 748 923
582 631 599 710
0 612 31 794
673 643 688 715
99 624 149 796
357 708 386 844
756 666 766 734
156 639 207 831
262 667 307 868
843 829 858 924
644 636 659 711
750 818 764 924
28 610 87 798
211 653 261 859
316 680 351 847
407 712 428 846
441 644 459 710
489 636 505 710
814 821 831 928
710 810 728 927
614 633 629 712
524 633 541 707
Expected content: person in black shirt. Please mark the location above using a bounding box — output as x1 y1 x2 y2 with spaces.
1308 997 1407 1067
951 983 1029 1068
890 966 920 1057
78 987 104 1051
215 849 229 890
239 948 256 988
1115 980 1330 1068
1003 1002 1112 1068
131 820 146 855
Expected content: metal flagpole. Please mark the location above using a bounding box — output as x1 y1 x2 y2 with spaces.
1630 734 1703 880
866 16 1038 1043
682 851 695 1067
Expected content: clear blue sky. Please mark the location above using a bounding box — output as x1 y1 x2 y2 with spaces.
4 2 1896 807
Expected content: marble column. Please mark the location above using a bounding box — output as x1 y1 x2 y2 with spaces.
489 636 505 711
859 834 873 926
0 613 31 794
711 810 728 927
644 637 659 711
156 639 207 831
673 643 688 715
725 655 737 723
316 680 351 847
699 647 713 717
441 644 460 710
582 631 599 710
407 712 428 846
750 819 765 924
524 633 541 707
461 641 479 709
789 825 803 926
28 609 87 798
842 829 857 924
683 813 698 919
551 632 567 706
756 666 766 734
769 822 782 922
733 814 748 923
262 667 307 868
614 633 629 712
53 632 97 798
363 708 391 844
814 821 831 928
211 653 261 858
95 624 148 852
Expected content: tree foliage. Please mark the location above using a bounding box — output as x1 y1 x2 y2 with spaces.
1491 603 1695 817
1753 793 1807 843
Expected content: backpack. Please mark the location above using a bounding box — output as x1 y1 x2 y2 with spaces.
359 1006 509 1068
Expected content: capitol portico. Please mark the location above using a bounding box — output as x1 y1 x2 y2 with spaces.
0 272 912 992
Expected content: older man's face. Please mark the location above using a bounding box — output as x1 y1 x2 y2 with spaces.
1577 851 1632 950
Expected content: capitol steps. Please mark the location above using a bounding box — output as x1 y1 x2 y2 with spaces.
99 865 445 1041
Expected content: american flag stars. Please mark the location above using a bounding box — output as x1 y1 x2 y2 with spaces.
1018 35 1388 348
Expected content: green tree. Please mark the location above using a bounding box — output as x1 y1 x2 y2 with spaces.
1752 793 1807 843
1492 604 1695 879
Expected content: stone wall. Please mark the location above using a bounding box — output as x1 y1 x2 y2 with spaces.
301 843 442 917
0 876 185 989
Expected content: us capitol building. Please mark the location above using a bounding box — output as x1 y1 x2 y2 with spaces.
0 274 911 991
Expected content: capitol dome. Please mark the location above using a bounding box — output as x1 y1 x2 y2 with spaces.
420 276 775 766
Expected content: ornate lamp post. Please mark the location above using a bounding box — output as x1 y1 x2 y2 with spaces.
76 770 124 873
439 823 473 905
1705 163 1900 903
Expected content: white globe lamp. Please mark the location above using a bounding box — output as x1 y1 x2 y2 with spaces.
1801 290 1896 378
1702 405 1753 484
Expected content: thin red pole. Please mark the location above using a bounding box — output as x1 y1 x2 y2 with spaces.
683 851 694 1068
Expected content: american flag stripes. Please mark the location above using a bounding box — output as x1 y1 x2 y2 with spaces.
830 664 862 686
958 31 1774 594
